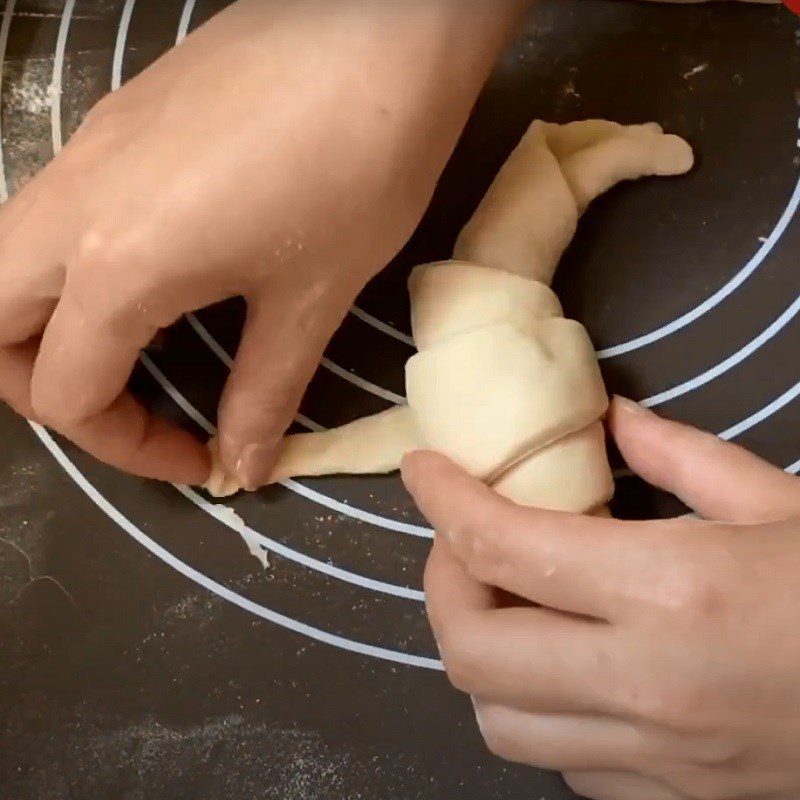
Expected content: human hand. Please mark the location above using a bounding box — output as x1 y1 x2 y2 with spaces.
402 397 800 800
0 0 522 488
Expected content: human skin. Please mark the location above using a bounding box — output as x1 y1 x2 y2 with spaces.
402 397 800 800
0 0 777 492
0 0 527 489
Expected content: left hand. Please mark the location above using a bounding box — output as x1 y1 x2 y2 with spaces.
402 397 800 800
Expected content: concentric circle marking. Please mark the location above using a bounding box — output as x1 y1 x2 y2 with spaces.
19 0 800 671
110 0 431 536
0 0 17 199
108 0 800 537
27 0 436 670
176 483 425 602
29 423 441 670
50 0 75 155
643 292 800 408
176 0 197 43
351 131 800 367
350 305 415 347
596 164 800 360
138 350 433 537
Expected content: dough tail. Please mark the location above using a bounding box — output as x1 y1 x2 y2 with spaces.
205 407 419 497
268 406 419 483
454 120 694 285
559 128 694 213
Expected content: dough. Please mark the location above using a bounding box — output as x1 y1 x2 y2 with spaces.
205 120 693 512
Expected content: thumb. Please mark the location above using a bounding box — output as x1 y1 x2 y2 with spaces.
608 396 800 523
216 283 350 490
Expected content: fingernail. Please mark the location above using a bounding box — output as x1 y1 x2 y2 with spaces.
440 525 461 550
234 443 275 491
613 395 650 415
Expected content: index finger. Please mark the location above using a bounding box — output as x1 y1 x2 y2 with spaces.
404 450 680 622
1 341 209 484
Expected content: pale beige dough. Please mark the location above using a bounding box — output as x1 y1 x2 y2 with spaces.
205 119 694 513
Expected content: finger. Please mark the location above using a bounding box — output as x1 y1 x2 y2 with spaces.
609 397 800 523
424 534 497 633
27 216 231 429
404 450 660 621
0 263 61 344
1 341 209 484
0 341 40 418
217 283 351 490
662 767 795 800
436 605 631 715
424 547 627 714
30 285 162 429
70 392 211 483
472 702 657 772
0 190 67 344
562 771 683 800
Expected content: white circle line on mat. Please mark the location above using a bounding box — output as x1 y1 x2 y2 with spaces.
173 7 800 409
138 351 434 538
28 422 441 670
718 378 800 441
642 292 800 408
111 3 425 534
175 483 425 602
112 0 136 92
350 134 800 363
50 0 75 155
597 162 800 360
176 0 197 44
83 0 800 539
183 313 323 431
350 305 415 347
0 0 17 201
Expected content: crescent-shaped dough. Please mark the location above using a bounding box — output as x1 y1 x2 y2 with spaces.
205 120 693 513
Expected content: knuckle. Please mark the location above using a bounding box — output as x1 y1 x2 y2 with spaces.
73 227 131 277
30 398 69 429
687 737 744 769
29 383 79 429
562 772 596 798
631 675 709 731
480 720 517 762
438 623 483 694
464 524 512 585
422 550 439 598
71 229 163 331
74 92 125 139
0 383 29 420
653 557 728 622
217 394 294 451
674 577 724 619
669 771 729 800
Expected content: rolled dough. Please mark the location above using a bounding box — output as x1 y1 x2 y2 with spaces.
205 120 693 513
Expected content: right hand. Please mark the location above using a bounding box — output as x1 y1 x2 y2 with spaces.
0 0 520 488
404 400 800 800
